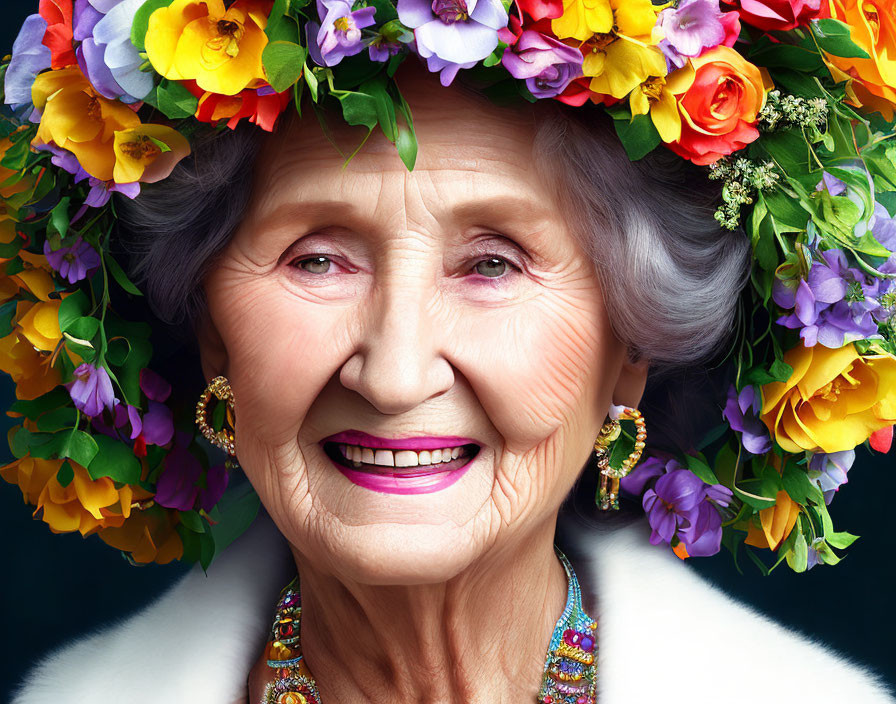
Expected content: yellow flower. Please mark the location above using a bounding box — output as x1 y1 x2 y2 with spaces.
0 457 140 537
760 343 896 454
0 325 62 399
556 0 666 100
145 0 271 96
98 508 184 564
16 299 62 352
1 251 56 303
552 0 613 42
743 490 800 551
629 63 695 143
32 67 141 182
112 125 192 184
825 0 896 119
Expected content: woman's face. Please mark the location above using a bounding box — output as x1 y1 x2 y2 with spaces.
199 73 646 584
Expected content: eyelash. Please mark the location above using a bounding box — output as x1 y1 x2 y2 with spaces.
289 253 522 280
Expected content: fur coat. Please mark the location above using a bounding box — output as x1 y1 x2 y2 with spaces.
10 510 896 704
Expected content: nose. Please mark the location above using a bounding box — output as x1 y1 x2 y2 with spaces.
338 268 455 415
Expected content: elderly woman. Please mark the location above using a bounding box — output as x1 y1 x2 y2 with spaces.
3 0 896 702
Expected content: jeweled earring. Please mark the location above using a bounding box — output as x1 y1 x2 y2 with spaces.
593 405 647 511
195 375 236 456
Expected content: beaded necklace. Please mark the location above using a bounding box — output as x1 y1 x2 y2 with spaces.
262 548 597 704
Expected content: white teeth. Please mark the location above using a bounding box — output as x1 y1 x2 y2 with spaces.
337 444 471 467
394 450 419 467
374 450 395 467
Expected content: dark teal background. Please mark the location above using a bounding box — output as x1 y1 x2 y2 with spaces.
0 3 894 699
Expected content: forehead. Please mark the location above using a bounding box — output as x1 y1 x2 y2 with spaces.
250 75 555 211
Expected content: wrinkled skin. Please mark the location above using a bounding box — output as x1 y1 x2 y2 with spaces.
198 66 647 703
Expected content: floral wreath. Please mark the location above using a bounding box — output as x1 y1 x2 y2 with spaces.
1 0 895 572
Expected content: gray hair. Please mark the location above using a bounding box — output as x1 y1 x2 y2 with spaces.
115 105 749 369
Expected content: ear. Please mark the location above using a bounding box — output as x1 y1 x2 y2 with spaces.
194 310 229 383
612 352 649 409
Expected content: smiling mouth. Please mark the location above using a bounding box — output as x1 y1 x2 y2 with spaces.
322 441 481 476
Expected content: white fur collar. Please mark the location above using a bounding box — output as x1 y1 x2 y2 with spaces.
10 511 895 704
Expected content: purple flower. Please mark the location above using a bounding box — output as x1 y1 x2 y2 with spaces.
307 0 377 67
623 457 731 558
75 0 153 102
43 238 101 284
4 14 52 118
809 450 855 505
199 463 230 512
657 0 726 57
678 501 724 556
722 384 773 455
68 363 116 418
368 37 404 62
155 440 202 511
34 142 141 207
501 30 583 99
643 469 706 544
397 0 508 86
773 248 886 347
140 368 172 402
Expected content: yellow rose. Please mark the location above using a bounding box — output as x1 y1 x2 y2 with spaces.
825 0 896 119
743 490 800 551
0 457 140 537
760 343 896 454
145 0 271 96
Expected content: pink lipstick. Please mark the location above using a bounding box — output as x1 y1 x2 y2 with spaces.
319 430 481 495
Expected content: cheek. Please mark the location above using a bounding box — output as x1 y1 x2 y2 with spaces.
205 272 354 459
452 285 614 456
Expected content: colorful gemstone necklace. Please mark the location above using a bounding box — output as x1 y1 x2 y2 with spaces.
262 547 597 704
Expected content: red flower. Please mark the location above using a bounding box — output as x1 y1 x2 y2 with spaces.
38 0 75 70
516 0 562 22
722 0 827 32
186 82 292 132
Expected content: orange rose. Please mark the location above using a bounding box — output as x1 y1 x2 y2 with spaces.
667 46 771 165
825 0 896 119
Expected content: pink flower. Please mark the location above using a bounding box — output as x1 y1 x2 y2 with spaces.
722 0 826 31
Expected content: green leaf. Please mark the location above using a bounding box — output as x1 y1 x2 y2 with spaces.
768 358 793 383
782 461 814 504
58 290 89 333
611 112 661 161
105 253 143 296
337 90 379 130
684 454 720 485
0 299 18 337
119 336 153 404
10 388 71 420
209 481 261 554
304 63 319 102
732 483 778 510
88 435 141 483
28 431 67 460
785 531 808 572
265 0 300 44
131 0 174 51
36 407 78 433
262 41 306 93
66 316 101 343
156 79 199 119
827 530 859 549
56 461 75 488
811 18 870 60
107 337 131 367
61 430 100 468
179 509 206 534
48 198 71 239
10 426 31 459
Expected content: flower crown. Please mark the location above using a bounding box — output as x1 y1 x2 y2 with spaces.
1 0 895 572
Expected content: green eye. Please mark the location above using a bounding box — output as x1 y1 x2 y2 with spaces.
474 257 508 278
298 256 331 274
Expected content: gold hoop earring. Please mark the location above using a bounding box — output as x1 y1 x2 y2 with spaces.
593 405 646 511
195 375 236 456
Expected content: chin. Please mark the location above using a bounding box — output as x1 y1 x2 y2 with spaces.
312 521 491 585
